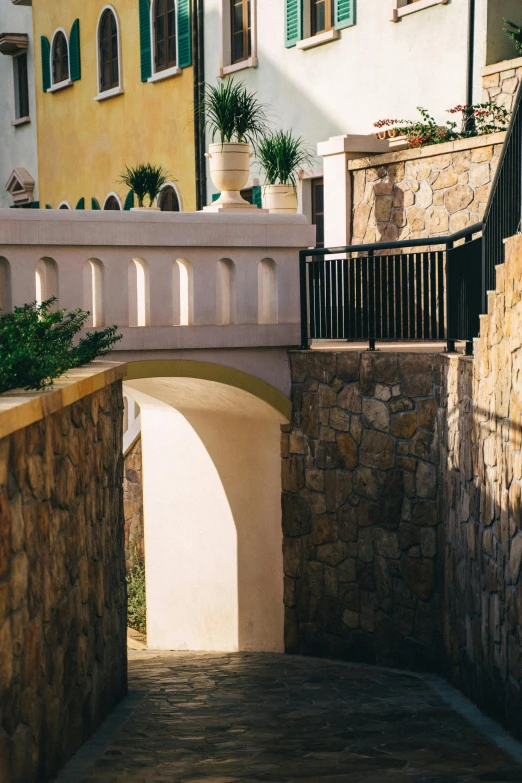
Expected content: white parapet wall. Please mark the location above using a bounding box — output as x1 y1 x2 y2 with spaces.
0 209 315 354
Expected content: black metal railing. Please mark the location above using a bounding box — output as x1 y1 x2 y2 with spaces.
300 224 483 354
300 80 522 354
482 80 522 309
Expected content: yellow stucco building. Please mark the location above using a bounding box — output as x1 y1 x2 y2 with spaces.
33 0 197 211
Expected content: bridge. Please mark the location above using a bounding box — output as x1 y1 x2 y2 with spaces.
0 207 314 654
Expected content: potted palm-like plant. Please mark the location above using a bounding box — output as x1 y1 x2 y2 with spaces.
119 164 169 211
257 130 312 214
201 80 269 210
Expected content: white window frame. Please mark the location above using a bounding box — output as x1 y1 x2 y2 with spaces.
391 0 448 22
94 5 124 101
103 192 123 210
155 181 183 211
57 201 72 209
48 27 72 92
218 0 258 78
148 0 182 83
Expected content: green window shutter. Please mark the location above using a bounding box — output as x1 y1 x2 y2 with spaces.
211 193 220 203
285 0 302 48
41 36 51 92
177 0 192 68
139 0 152 82
252 186 262 209
45 204 52 209
76 198 85 210
70 19 81 81
92 198 101 210
124 190 135 210
334 0 355 30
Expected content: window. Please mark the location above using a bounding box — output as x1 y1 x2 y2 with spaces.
311 177 324 248
311 0 333 35
231 0 251 64
104 195 121 210
58 202 71 209
159 185 180 211
99 9 119 91
13 53 29 119
392 0 448 21
154 0 177 71
52 31 69 84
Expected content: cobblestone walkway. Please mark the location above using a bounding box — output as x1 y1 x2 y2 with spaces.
73 652 522 782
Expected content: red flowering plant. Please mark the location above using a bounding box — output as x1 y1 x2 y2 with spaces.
448 102 510 137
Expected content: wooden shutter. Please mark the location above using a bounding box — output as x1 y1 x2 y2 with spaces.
177 0 192 68
70 19 81 81
124 190 135 210
252 186 262 209
139 0 152 82
211 193 220 203
334 0 355 30
92 198 101 210
41 36 51 92
76 198 85 210
45 204 52 209
285 0 302 48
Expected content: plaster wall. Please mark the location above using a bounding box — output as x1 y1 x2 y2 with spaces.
204 0 513 203
31 0 196 210
0 1 38 208
124 377 286 652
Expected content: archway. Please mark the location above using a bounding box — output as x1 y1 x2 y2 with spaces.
123 363 289 652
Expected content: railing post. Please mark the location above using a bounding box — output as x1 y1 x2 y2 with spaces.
367 248 375 351
445 239 455 353
299 250 309 349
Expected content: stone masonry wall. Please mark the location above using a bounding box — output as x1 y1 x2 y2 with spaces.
440 234 522 739
482 56 522 111
282 351 444 671
124 436 144 570
349 135 504 245
0 381 127 782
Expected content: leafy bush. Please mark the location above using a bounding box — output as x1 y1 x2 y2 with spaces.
257 130 313 187
119 163 170 207
504 18 522 55
374 102 510 148
0 298 121 394
127 554 146 634
200 79 269 147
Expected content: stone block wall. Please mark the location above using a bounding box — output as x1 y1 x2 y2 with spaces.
440 234 522 739
282 350 444 671
482 56 522 111
0 374 127 782
124 436 144 570
349 134 504 245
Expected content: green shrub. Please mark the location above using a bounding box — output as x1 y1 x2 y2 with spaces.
504 18 522 55
257 130 313 187
127 554 146 634
0 298 121 394
199 79 269 147
119 163 170 207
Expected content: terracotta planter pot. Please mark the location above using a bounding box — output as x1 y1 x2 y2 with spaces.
262 184 298 214
205 142 252 207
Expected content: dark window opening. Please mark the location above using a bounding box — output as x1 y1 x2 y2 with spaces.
100 10 119 91
231 0 251 64
155 0 177 71
104 196 121 210
52 31 69 84
159 186 180 211
311 177 324 248
311 0 334 35
14 53 29 118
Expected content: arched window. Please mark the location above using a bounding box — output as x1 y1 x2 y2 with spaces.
231 0 251 64
154 0 177 72
58 203 71 210
104 195 121 210
99 8 119 92
159 185 180 212
52 31 69 84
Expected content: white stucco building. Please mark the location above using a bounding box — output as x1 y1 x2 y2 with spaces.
0 0 38 209
204 0 522 241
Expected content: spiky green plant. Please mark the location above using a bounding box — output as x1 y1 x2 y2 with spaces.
199 79 269 146
119 164 170 207
0 298 121 393
503 18 522 55
257 130 313 187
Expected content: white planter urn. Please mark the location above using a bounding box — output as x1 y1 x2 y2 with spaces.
204 142 260 211
262 184 298 214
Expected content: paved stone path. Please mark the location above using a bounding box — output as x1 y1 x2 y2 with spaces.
72 652 522 782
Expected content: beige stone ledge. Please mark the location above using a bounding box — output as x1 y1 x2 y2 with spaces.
0 360 126 440
347 132 506 171
481 56 522 78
